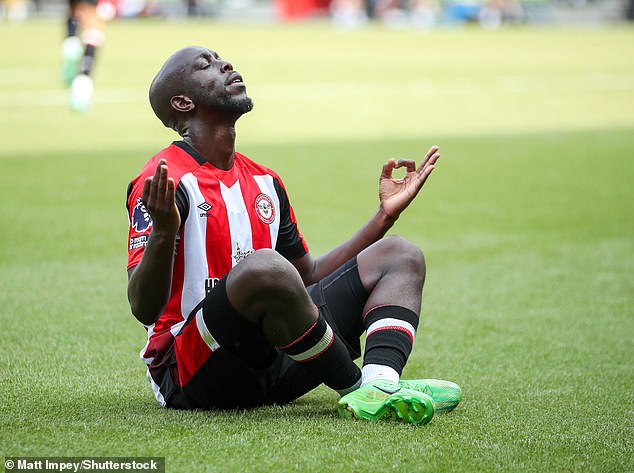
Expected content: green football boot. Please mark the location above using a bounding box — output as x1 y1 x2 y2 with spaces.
399 379 462 413
338 380 435 425
62 36 84 86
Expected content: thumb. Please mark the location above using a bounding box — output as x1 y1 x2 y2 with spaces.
381 159 397 180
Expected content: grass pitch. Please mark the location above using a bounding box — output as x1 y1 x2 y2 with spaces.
1 19 633 473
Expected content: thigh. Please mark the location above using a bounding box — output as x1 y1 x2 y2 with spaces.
174 259 368 409
201 275 277 370
172 274 310 409
307 257 368 359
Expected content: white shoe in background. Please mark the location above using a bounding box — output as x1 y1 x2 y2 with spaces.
70 74 93 112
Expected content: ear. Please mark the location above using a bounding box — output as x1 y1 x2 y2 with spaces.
171 95 195 113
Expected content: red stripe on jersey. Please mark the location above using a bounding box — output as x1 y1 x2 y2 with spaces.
174 319 212 386
194 167 233 275
128 143 310 403
240 167 273 250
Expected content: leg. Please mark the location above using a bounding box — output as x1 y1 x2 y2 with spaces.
69 0 105 111
355 236 463 413
62 0 83 85
206 249 361 396
357 234 425 315
225 248 321 346
357 236 425 383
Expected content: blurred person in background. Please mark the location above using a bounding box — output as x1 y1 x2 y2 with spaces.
62 0 114 112
332 0 439 28
331 0 368 27
478 0 523 28
375 0 440 28
1 0 29 21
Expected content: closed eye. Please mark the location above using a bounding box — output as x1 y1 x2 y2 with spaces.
194 58 211 69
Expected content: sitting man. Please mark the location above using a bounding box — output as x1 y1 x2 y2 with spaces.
126 46 461 425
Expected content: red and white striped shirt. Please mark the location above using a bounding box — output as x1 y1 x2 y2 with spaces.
126 141 308 404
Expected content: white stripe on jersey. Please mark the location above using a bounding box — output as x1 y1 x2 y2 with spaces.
195 309 220 351
366 318 417 340
179 173 209 319
252 174 281 248
147 370 166 407
139 323 155 365
170 320 186 337
220 180 254 267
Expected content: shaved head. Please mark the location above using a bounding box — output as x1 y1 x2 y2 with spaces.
149 46 253 135
149 47 198 132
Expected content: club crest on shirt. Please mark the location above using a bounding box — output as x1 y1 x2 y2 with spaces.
131 197 153 233
254 193 275 225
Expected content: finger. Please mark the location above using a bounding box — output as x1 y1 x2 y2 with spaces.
417 164 436 187
381 159 397 180
152 159 166 181
141 177 152 205
157 164 168 201
145 175 158 208
418 152 440 173
146 160 165 205
394 159 416 173
420 145 440 168
166 177 176 206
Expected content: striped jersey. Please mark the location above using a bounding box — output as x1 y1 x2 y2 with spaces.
126 141 308 403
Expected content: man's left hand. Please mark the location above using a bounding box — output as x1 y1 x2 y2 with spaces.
379 145 440 220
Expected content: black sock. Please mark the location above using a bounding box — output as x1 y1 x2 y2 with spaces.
277 314 361 395
67 16 78 37
362 305 419 375
80 44 96 76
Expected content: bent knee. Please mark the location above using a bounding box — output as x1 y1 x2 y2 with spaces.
380 235 425 267
379 235 425 271
234 249 301 293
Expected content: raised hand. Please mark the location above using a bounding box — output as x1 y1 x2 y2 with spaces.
379 145 440 220
141 159 181 236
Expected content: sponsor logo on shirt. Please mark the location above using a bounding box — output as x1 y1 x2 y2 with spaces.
129 235 148 250
254 193 275 224
131 198 153 233
205 277 220 294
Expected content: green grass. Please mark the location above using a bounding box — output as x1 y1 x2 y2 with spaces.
1 19 633 473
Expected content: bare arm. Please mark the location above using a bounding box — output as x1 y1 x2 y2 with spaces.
127 159 181 325
292 145 440 285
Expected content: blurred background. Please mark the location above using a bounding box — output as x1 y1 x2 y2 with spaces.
1 0 633 25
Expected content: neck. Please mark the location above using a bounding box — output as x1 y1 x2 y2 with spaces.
182 115 239 170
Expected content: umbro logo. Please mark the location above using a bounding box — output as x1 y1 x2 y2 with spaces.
197 201 212 217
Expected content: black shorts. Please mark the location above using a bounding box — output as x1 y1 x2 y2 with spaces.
167 257 368 410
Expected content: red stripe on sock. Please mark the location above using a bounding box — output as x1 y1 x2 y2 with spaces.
276 319 318 350
366 325 414 344
362 304 391 320
297 335 335 363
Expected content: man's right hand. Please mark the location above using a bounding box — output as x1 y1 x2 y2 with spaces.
142 158 181 236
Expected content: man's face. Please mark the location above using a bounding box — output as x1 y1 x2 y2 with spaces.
186 47 253 116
